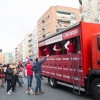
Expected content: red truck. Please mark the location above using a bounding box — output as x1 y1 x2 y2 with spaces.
38 21 100 100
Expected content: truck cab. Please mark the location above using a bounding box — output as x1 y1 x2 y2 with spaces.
92 33 100 70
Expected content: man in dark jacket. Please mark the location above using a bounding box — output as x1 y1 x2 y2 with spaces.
32 55 49 95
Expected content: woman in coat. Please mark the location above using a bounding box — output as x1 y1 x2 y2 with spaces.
6 64 13 95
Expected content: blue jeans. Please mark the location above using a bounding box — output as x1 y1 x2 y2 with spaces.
35 74 41 93
27 75 33 89
19 77 24 85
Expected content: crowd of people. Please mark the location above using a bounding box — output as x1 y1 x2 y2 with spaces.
0 62 25 95
0 54 49 95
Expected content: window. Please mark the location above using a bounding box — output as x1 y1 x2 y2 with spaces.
46 17 48 20
38 32 40 34
0 49 2 52
48 23 50 27
47 32 50 36
46 15 50 20
46 23 50 28
97 36 100 51
38 31 41 34
58 22 64 26
38 24 40 27
70 13 76 20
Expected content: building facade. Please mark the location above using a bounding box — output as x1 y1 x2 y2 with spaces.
4 53 8 64
8 52 12 63
33 26 38 59
11 49 15 63
15 47 17 63
0 53 5 64
27 32 33 57
80 0 100 23
37 5 80 41
23 31 34 61
0 52 12 64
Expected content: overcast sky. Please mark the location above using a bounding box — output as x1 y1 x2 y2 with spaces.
0 0 80 53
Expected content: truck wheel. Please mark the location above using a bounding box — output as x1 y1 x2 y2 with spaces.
91 78 100 100
50 78 57 88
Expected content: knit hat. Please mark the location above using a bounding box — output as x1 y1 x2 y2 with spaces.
29 57 33 61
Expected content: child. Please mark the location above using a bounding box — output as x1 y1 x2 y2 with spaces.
17 69 24 86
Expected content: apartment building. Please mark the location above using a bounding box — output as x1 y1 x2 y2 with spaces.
7 52 12 63
81 0 100 23
28 32 33 57
17 41 24 62
0 53 5 64
15 47 17 63
14 38 27 63
0 52 13 64
11 49 15 63
22 40 25 63
33 26 38 59
16 43 21 62
4 53 8 64
23 31 34 61
37 5 80 41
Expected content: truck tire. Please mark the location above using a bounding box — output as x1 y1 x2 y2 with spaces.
50 78 57 88
91 78 100 100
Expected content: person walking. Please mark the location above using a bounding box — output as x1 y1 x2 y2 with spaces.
10 63 17 92
6 64 13 95
32 55 49 95
26 60 34 90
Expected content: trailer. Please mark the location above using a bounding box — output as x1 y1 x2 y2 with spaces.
38 21 100 100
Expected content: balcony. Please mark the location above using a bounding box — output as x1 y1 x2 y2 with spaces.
57 19 71 23
28 42 32 46
28 37 32 41
28 52 32 55
57 10 70 15
79 0 82 5
42 19 45 23
42 33 46 38
28 48 32 52
56 28 66 32
42 26 45 30
57 15 70 19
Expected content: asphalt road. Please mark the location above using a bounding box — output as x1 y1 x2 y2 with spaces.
0 77 94 100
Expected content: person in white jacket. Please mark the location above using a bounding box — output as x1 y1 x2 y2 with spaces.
53 43 61 55
64 39 76 54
